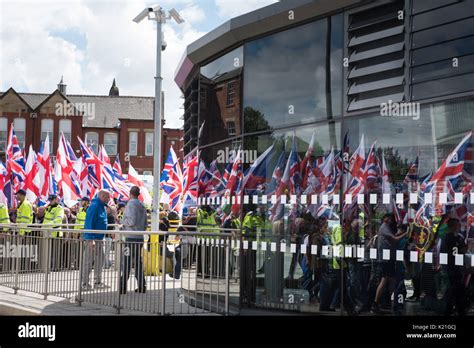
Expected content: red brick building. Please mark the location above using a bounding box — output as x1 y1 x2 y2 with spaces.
0 78 183 175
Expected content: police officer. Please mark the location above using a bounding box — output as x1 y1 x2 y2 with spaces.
196 205 218 276
0 197 10 231
323 220 356 315
241 203 270 304
0 197 10 272
197 205 217 233
75 197 90 230
15 190 34 270
43 195 65 271
16 189 33 236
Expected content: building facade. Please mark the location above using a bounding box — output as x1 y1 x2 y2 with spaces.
0 79 183 174
176 0 474 313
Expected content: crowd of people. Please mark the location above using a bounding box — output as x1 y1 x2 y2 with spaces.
1 187 473 316
0 186 183 294
195 202 473 316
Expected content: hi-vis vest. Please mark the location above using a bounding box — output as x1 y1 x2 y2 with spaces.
75 207 87 230
43 205 65 238
17 200 33 235
242 212 271 241
358 212 365 242
197 209 217 234
331 224 347 270
0 203 10 232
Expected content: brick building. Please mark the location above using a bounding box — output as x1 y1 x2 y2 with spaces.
0 78 183 175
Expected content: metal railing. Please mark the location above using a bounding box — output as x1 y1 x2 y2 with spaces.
0 223 241 315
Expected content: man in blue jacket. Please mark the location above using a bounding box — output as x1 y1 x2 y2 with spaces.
81 190 110 290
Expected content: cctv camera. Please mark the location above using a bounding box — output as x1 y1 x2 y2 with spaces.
161 40 167 51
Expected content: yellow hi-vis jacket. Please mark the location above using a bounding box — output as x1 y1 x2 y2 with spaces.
358 212 366 241
17 199 33 235
43 205 65 238
75 207 87 230
197 209 217 234
0 203 10 232
331 224 347 270
242 212 271 241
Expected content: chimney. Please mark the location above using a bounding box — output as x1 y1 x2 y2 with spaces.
57 76 67 95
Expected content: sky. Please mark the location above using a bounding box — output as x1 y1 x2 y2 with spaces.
0 0 279 128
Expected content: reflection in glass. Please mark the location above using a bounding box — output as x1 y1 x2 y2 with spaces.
243 15 343 133
199 47 244 146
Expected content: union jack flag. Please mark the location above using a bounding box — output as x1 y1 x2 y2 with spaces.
160 146 183 213
0 161 10 205
6 125 25 194
288 136 302 195
55 133 81 205
300 133 314 184
78 137 103 189
182 152 199 204
403 157 419 193
415 132 472 225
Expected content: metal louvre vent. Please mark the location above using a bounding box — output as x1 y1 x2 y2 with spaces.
347 0 406 111
183 76 199 154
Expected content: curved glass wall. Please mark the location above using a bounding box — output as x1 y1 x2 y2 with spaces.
243 14 343 133
193 12 474 316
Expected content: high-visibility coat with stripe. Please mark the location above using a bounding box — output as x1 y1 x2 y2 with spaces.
242 212 271 241
75 207 87 230
197 209 217 234
0 203 10 232
17 200 33 235
331 224 347 270
43 205 65 238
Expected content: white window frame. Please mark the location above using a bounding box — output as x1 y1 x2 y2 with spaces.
129 131 138 156
85 132 99 154
14 118 26 148
145 132 154 156
0 117 8 153
104 132 118 156
41 119 54 150
59 119 72 143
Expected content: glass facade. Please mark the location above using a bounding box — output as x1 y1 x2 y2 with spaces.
243 14 343 133
199 47 243 146
186 5 474 316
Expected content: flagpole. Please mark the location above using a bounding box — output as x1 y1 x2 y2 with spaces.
151 14 163 233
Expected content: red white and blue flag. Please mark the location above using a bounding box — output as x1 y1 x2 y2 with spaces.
403 157 419 193
6 126 25 195
182 152 199 204
55 133 81 206
160 146 183 213
78 137 103 189
242 144 274 194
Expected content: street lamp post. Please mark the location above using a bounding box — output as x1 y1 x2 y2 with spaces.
133 5 184 232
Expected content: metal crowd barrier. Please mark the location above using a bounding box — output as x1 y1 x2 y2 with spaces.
0 223 241 315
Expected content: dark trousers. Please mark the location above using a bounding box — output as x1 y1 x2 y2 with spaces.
240 248 256 305
173 246 182 279
445 272 466 316
320 269 354 312
120 242 146 292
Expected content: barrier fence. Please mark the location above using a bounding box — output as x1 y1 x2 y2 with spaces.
0 224 240 315
1 220 473 315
